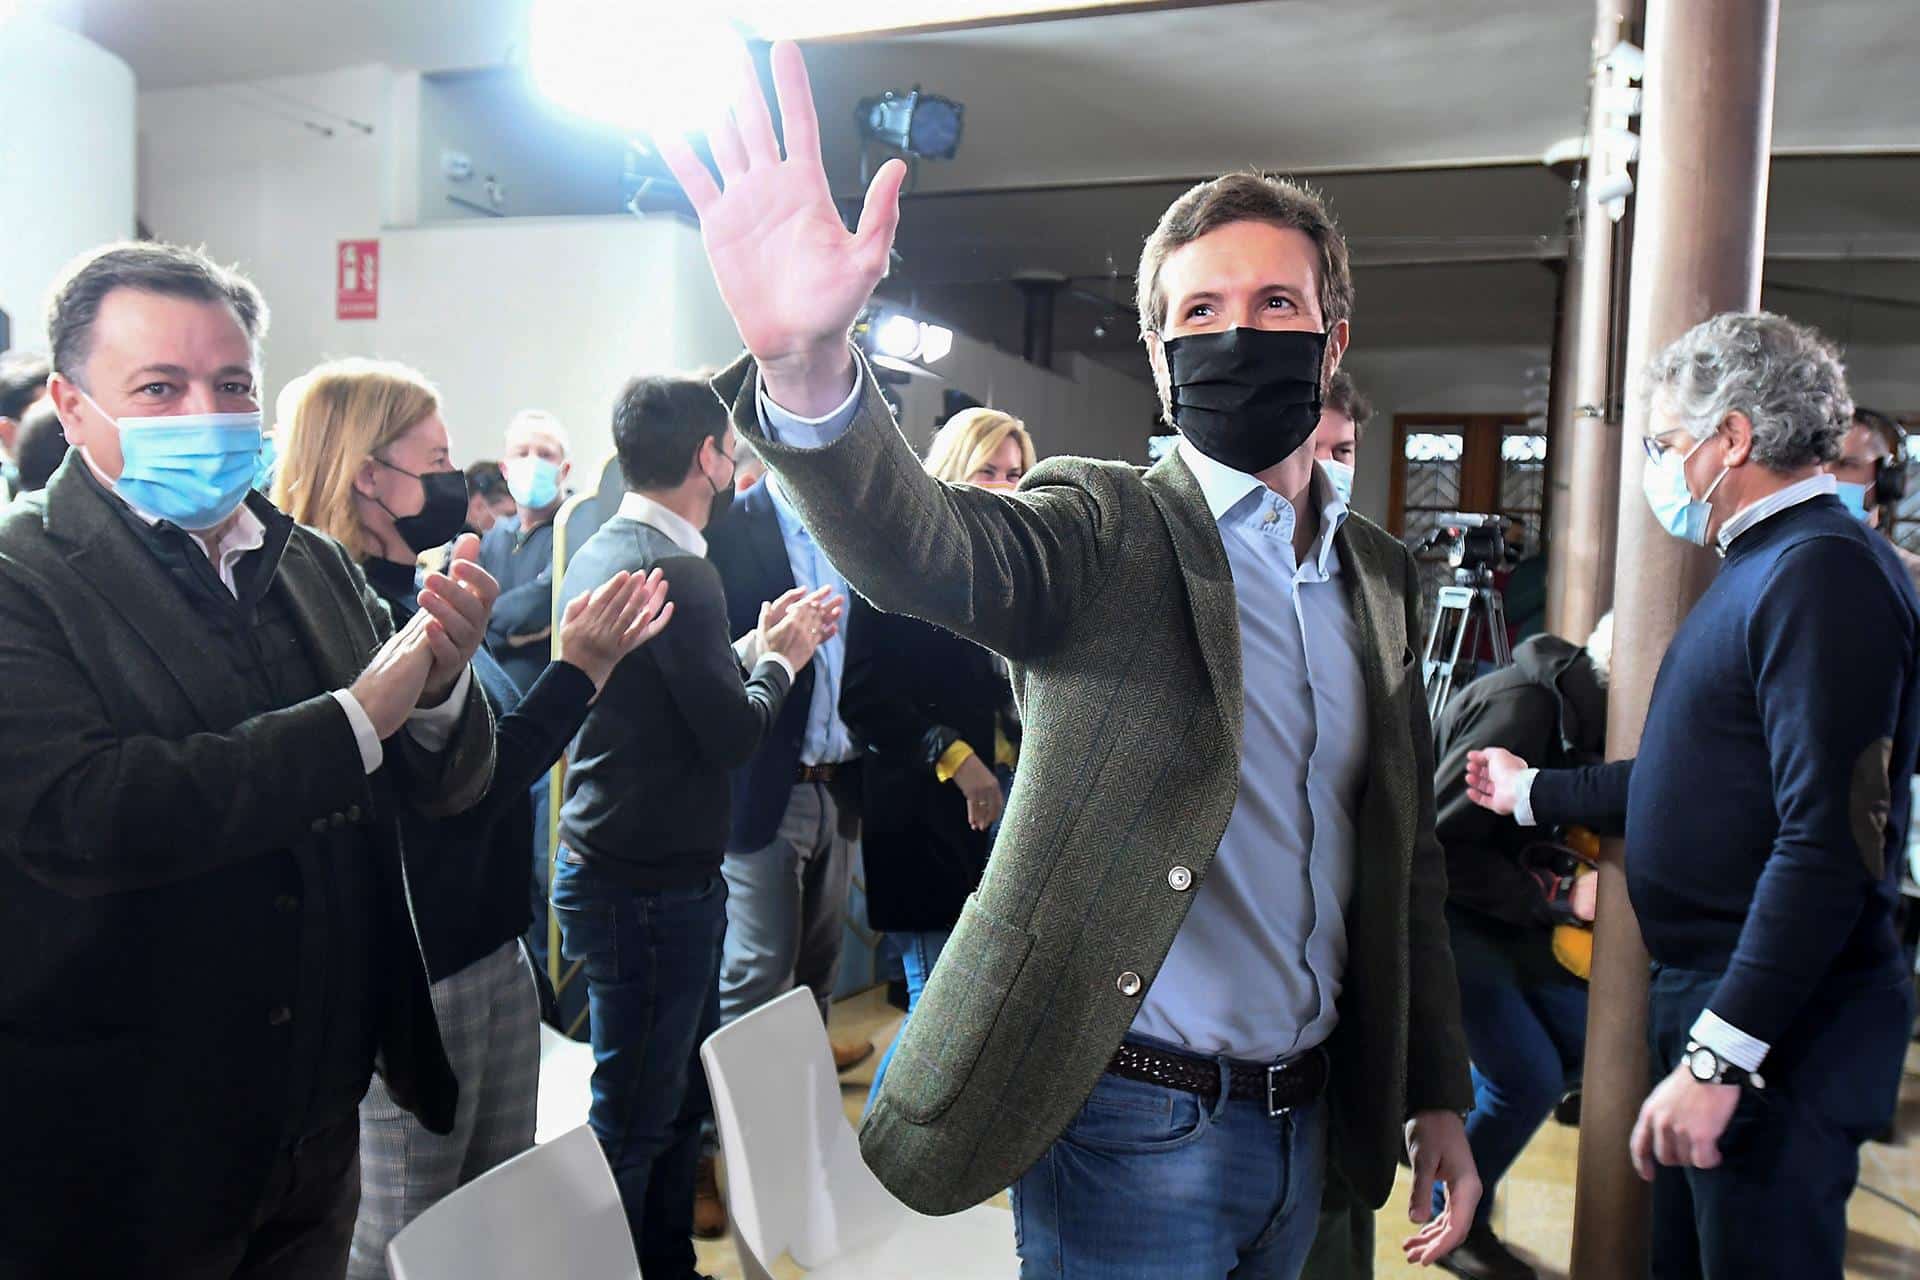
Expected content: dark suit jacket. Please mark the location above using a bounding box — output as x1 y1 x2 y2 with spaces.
557 513 793 886
0 459 493 1272
841 594 1010 932
722 350 1472 1214
705 480 816 851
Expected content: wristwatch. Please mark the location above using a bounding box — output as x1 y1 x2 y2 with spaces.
1684 1040 1765 1091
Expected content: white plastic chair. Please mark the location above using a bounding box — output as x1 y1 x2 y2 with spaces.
701 987 1018 1279
386 1124 639 1280
536 1020 597 1144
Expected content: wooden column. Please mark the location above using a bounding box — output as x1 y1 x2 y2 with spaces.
1545 0 1645 644
1568 2 1779 1276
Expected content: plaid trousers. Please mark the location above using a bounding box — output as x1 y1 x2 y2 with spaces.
347 940 541 1279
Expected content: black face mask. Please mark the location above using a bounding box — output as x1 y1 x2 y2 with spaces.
1163 326 1329 475
376 460 470 554
704 444 737 530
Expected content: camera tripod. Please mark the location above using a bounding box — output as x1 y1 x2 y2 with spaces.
1422 566 1511 722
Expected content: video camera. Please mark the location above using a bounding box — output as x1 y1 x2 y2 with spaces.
1410 512 1517 579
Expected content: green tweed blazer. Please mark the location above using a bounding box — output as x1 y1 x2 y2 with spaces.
718 352 1473 1214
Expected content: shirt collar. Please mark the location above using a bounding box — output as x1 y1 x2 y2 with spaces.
1176 439 1349 573
766 472 806 542
619 490 707 558
1715 472 1837 553
82 446 267 571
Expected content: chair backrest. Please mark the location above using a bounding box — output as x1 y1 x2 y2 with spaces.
701 987 907 1271
386 1125 640 1280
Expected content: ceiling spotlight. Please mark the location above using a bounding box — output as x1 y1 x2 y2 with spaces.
857 88 965 160
917 323 954 364
873 313 924 360
528 0 744 136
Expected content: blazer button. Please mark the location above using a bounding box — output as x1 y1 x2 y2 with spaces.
310 818 328 834
330 812 348 828
1117 971 1142 998
273 894 299 914
1167 865 1193 892
347 805 363 822
268 1006 293 1027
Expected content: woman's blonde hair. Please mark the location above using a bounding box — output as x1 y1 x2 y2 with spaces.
923 407 1036 485
273 357 440 560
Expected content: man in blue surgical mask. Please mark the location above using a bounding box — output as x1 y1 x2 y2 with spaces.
1824 406 1920 596
479 408 572 694
1311 369 1370 511
0 241 500 1277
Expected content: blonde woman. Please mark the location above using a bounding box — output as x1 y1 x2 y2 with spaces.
274 358 673 1278
842 408 1035 1104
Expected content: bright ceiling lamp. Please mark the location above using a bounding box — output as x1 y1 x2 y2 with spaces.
528 0 745 136
734 1 1170 39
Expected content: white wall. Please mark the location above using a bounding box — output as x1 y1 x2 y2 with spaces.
0 17 135 353
892 329 1159 466
140 66 401 412
377 214 741 469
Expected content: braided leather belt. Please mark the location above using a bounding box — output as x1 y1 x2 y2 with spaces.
1107 1040 1330 1117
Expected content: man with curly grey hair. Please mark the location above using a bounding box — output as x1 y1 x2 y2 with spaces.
1466 311 1920 1278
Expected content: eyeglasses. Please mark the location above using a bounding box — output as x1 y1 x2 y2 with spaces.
1642 433 1695 463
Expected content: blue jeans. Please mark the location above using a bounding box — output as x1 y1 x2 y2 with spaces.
1012 1062 1326 1278
865 927 952 1110
552 856 726 1280
1437 909 1588 1228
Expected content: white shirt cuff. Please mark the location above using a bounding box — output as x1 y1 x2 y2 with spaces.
1513 768 1540 827
403 664 472 752
735 630 764 669
1689 1009 1769 1073
330 689 384 775
760 651 797 683
756 360 863 448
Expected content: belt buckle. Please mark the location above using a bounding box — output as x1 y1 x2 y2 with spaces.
1265 1061 1293 1117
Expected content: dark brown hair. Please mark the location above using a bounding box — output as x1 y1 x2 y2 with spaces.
46 241 268 385
1135 172 1353 340
1324 370 1372 434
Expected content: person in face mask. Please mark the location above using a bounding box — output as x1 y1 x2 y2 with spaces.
478 408 574 694
0 241 501 1277
1823 406 1920 597
555 373 836 1273
272 358 674 1277
1467 311 1920 1280
1311 369 1372 509
0 350 52 502
656 42 1480 1277
844 406 1035 1112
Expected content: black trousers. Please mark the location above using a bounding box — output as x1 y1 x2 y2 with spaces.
1646 964 1909 1280
182 1113 363 1280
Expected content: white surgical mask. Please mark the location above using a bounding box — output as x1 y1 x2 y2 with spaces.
1641 433 1726 547
1320 459 1354 506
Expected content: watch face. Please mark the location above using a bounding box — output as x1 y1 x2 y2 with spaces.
1687 1047 1718 1082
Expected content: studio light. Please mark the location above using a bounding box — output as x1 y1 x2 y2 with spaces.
528 0 744 136
858 88 965 160
917 323 954 364
873 313 924 360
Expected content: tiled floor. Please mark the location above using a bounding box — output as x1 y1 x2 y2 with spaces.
684 987 1920 1278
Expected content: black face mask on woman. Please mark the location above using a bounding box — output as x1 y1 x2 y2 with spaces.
375 460 470 553
1162 325 1329 475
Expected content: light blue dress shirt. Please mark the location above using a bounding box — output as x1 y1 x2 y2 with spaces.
759 375 1369 1061
767 473 857 766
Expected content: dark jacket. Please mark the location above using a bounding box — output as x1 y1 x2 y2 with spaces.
363 556 593 980
1433 633 1607 930
841 594 1012 932
724 350 1471 1215
706 478 861 850
557 513 793 888
480 514 557 692
0 459 493 1273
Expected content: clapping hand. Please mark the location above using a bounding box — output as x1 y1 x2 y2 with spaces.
558 568 675 692
762 584 844 670
658 41 907 418
416 532 500 705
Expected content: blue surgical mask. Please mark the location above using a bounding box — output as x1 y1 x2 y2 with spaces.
1641 434 1726 547
1835 480 1874 523
1320 458 1354 506
505 455 560 509
85 393 263 530
253 432 280 496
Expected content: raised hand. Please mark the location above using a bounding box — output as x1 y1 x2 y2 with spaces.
349 610 437 740
558 568 675 692
657 41 908 417
416 531 500 705
763 585 845 670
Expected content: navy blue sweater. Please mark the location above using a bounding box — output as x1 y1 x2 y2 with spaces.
1532 496 1920 1050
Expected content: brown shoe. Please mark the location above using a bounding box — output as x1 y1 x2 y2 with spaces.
832 1036 875 1072
692 1154 726 1240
